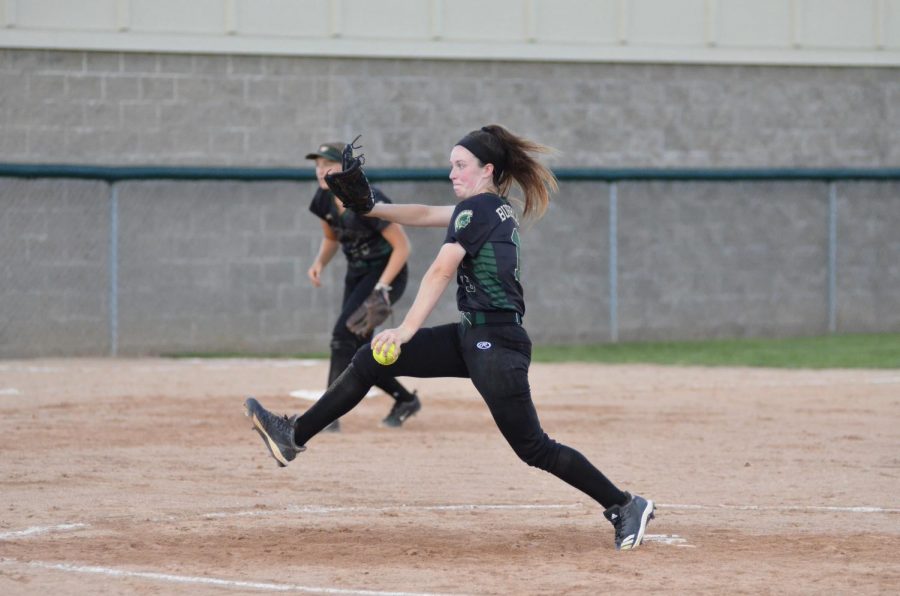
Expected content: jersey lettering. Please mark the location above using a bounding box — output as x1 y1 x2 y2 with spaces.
495 204 518 224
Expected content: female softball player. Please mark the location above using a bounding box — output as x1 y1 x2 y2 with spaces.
305 142 421 430
248 126 654 551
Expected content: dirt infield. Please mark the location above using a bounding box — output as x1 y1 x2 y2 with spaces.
1 358 898 595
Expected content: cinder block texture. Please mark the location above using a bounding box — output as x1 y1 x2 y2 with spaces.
0 178 110 357
617 181 831 341
2 50 899 168
835 182 900 332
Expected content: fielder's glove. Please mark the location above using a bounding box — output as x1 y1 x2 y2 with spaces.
346 284 392 338
325 135 375 215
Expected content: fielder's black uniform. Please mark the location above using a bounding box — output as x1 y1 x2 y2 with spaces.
308 187 415 403
297 192 626 508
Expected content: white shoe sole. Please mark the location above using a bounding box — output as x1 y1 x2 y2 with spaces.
621 499 655 551
244 401 293 467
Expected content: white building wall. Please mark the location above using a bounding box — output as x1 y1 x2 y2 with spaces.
1 0 899 65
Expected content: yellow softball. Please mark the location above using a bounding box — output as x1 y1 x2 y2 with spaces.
372 343 398 366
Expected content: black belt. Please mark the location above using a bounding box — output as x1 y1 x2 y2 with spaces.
460 311 522 327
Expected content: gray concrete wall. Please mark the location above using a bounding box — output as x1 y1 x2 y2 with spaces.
617 181 831 340
0 178 110 356
1 49 899 357
837 182 900 333
2 51 898 168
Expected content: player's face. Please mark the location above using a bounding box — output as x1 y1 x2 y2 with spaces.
449 145 494 199
315 158 341 190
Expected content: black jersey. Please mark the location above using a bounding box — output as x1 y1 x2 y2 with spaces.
444 193 524 316
309 187 393 269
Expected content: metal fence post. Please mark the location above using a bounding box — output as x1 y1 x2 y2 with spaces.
828 182 838 334
609 182 619 343
108 182 119 356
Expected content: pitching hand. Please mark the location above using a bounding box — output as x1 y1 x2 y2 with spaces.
371 325 415 358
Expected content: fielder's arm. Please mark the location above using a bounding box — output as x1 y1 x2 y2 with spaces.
377 223 411 289
367 203 454 228
307 221 340 287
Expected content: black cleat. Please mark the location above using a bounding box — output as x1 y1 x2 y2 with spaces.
244 397 305 467
603 492 655 551
382 393 421 428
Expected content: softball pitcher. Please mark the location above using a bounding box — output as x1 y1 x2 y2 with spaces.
247 125 654 551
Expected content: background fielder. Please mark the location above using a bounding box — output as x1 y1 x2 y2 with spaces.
305 142 421 430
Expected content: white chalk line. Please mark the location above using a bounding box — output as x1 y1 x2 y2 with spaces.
0 558 464 596
0 387 21 395
290 388 381 401
201 502 900 521
0 523 88 541
661 503 900 514
202 503 581 520
4 502 893 539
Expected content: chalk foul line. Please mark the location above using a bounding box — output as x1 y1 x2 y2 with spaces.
202 503 582 519
660 503 900 514
201 501 900 521
0 558 466 596
0 523 88 541
3 502 893 541
290 388 381 401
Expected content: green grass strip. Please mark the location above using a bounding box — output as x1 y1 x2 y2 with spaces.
531 333 900 369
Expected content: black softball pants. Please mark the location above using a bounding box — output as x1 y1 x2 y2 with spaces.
294 321 627 509
328 264 414 402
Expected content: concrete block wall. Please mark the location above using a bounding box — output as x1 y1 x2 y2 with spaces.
837 182 900 332
616 180 831 340
2 50 899 169
0 178 110 356
1 48 899 356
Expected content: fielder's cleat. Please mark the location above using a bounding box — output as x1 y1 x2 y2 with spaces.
604 492 655 551
244 397 305 467
382 393 421 428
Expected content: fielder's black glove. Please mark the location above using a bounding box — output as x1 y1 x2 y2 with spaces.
325 135 375 215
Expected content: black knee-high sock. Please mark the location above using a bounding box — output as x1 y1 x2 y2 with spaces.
376 377 415 402
328 339 357 386
294 364 372 446
551 445 628 509
326 339 359 423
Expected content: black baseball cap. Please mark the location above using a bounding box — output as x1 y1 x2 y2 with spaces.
305 142 343 162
